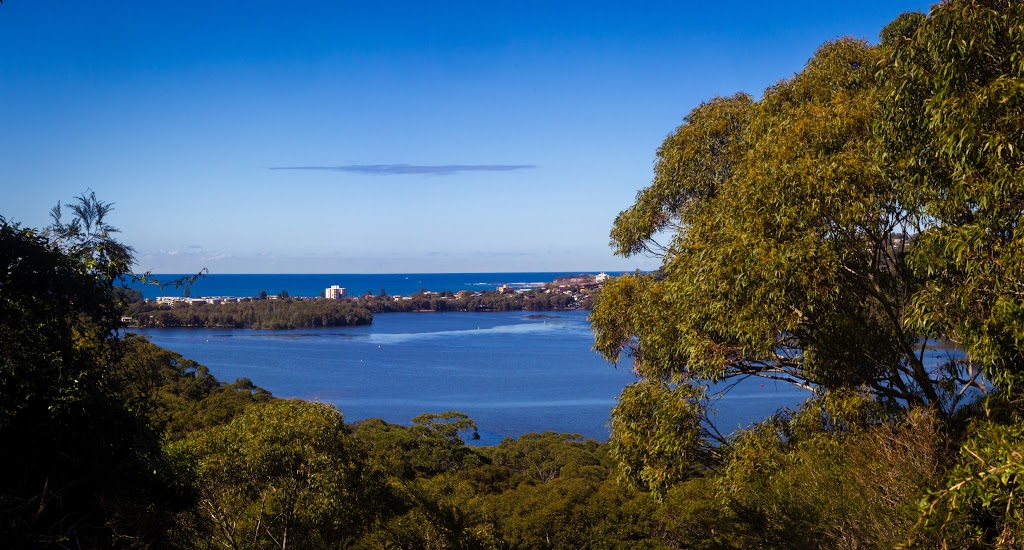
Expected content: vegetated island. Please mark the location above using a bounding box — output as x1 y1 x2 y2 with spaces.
124 273 610 329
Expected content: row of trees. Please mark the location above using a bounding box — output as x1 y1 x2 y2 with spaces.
591 1 1023 545
128 298 373 329
354 288 588 314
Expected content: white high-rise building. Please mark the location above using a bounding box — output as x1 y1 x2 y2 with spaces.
325 285 348 299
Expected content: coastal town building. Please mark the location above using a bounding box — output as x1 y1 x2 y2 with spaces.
325 285 348 299
155 296 240 305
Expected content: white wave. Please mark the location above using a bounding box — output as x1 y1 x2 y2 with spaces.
335 397 616 408
365 321 584 345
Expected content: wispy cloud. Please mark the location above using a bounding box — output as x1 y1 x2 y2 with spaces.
473 251 531 258
269 164 536 176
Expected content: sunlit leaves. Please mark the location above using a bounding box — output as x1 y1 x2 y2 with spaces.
592 8 1024 497
609 380 711 493
179 400 379 548
879 0 1024 399
610 93 754 258
595 34 936 441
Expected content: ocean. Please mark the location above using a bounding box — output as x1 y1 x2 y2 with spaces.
131 272 628 300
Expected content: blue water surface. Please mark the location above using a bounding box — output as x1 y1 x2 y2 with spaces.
137 310 811 445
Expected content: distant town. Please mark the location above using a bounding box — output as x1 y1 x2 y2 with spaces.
127 273 616 329
151 272 613 307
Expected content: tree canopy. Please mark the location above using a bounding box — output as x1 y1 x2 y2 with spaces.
592 5 1024 544
0 216 188 545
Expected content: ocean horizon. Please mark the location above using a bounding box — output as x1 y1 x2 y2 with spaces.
130 271 631 300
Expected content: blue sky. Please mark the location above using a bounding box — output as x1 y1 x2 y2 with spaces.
1 1 934 273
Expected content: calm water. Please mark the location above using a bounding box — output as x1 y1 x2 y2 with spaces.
132 272 629 299
138 310 811 445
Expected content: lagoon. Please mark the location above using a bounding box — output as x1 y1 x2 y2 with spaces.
137 310 811 445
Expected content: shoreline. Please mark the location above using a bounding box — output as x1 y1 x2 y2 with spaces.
131 271 626 301
126 276 606 330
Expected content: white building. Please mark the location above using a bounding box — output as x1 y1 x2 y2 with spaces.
325 285 348 299
156 296 186 305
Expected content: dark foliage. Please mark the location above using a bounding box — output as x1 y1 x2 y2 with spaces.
128 298 373 329
0 221 191 547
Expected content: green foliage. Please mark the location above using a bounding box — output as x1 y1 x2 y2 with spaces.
590 6 1024 546
45 189 135 282
353 413 484 480
349 425 671 549
413 410 480 442
466 433 663 549
477 476 660 549
609 381 713 493
361 476 490 550
115 334 273 439
721 395 946 548
878 0 1024 400
610 93 754 258
178 400 392 548
348 416 494 548
652 477 756 549
491 432 608 484
0 218 190 546
591 4 1024 502
129 297 373 329
909 406 1024 548
593 35 946 420
871 4 1024 543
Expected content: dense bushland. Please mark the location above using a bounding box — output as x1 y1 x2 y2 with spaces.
128 298 373 329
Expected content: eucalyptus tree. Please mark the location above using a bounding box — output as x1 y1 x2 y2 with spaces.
876 2 1024 544
592 28 953 492
593 6 1024 535
878 0 1024 401
179 400 392 549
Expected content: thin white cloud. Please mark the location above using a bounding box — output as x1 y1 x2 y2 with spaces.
269 164 536 176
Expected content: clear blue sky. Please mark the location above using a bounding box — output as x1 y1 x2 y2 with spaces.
1 1 933 274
